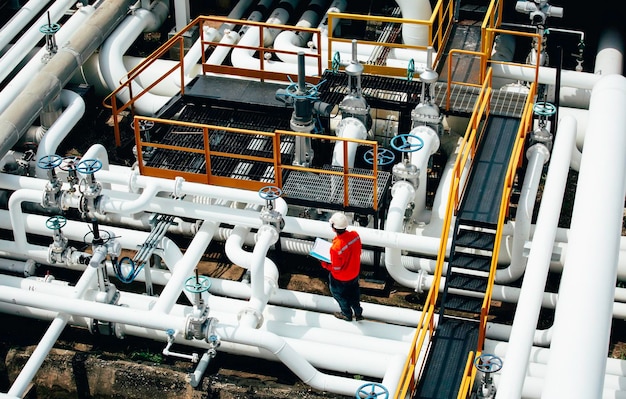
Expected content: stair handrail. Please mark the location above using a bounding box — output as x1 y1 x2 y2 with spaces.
456 81 538 398
392 68 493 399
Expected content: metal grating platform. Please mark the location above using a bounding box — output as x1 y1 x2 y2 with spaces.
144 101 295 180
281 166 392 211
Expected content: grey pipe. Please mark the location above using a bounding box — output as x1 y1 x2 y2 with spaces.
0 0 136 159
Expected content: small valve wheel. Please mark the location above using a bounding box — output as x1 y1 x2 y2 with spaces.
135 119 155 132
37 154 63 170
39 22 61 35
258 186 282 201
363 148 396 166
45 215 67 230
58 156 79 171
390 134 424 153
184 275 212 293
407 58 415 81
474 353 503 373
355 382 389 399
332 51 341 73
76 158 102 175
533 101 556 116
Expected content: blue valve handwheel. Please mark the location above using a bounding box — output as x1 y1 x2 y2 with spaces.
363 148 396 166
474 353 503 373
258 185 282 200
533 101 556 116
355 382 389 399
37 154 63 170
76 159 102 174
45 215 67 230
184 275 212 293
390 134 424 153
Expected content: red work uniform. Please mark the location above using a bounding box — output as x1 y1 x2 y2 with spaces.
321 230 362 281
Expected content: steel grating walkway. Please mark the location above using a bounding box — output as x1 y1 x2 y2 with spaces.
281 165 392 212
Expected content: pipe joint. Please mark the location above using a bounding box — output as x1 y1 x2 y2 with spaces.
238 307 264 329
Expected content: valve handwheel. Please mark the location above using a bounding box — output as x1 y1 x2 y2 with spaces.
355 383 389 399
37 154 63 170
332 51 341 73
533 101 556 116
76 158 102 175
474 353 503 373
136 119 155 132
45 215 67 230
258 186 282 201
59 156 80 171
363 148 396 166
390 134 424 153
184 275 212 293
407 58 415 81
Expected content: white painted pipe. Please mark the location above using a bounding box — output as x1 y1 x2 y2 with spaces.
0 0 53 52
152 220 218 313
384 181 419 288
0 258 36 276
331 117 367 167
0 282 393 397
496 144 549 283
408 125 441 224
0 0 77 85
594 28 624 76
34 90 86 178
0 4 96 115
99 2 171 116
496 117 576 398
7 266 98 398
542 75 626 399
394 0 432 46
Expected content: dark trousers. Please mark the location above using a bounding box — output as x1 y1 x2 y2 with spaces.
329 274 363 319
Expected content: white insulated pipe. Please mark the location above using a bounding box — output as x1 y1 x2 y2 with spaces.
98 1 170 116
394 0 432 46
331 117 368 168
496 117 576 398
7 266 98 398
0 4 96 115
594 28 624 76
152 220 218 314
542 75 626 399
0 0 77 85
408 125 441 223
0 0 53 52
34 90 86 178
496 144 549 283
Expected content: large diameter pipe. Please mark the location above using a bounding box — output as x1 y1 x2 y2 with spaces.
0 0 137 159
542 75 626 399
496 118 576 398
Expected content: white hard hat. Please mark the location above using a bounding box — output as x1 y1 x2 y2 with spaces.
329 212 349 230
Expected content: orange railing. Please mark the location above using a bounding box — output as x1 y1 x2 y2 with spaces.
131 116 381 206
393 68 493 399
103 16 324 147
326 0 454 77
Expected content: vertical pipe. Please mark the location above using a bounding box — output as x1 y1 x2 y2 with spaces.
7 266 97 397
542 75 626 399
496 117 576 398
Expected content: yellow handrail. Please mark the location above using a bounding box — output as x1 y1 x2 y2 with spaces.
455 81 538 399
326 0 454 77
393 68 493 399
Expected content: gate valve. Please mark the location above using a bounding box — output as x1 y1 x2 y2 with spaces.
46 215 68 264
37 154 63 209
76 159 103 215
258 186 284 231
59 156 80 193
474 353 503 399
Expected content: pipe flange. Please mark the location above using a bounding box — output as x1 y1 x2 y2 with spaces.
128 169 140 194
174 176 185 198
390 180 416 198
237 307 264 329
256 224 280 244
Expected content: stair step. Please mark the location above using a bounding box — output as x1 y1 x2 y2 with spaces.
449 252 492 272
442 293 483 314
447 273 488 292
455 229 495 251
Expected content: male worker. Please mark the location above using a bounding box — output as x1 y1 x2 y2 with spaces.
320 212 363 321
